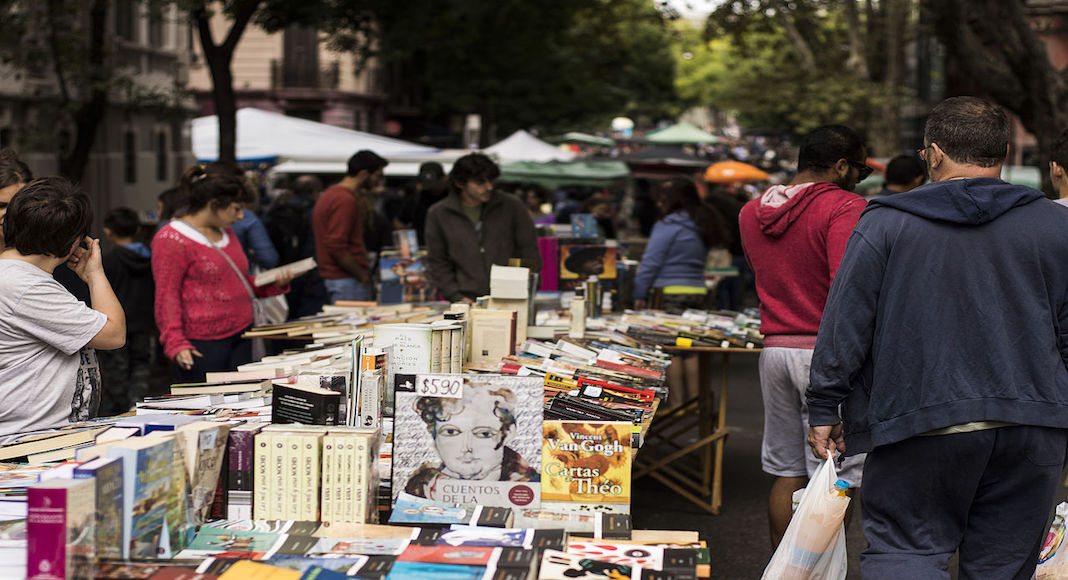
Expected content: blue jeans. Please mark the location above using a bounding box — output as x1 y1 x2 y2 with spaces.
323 277 374 303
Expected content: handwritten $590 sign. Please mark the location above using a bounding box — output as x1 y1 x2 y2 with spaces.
415 374 464 398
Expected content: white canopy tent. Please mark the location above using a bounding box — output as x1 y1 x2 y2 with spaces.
484 130 576 163
191 108 440 176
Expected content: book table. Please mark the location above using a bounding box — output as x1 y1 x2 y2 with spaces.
633 346 761 514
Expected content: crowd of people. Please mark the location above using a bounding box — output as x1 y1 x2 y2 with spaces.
5 94 1068 576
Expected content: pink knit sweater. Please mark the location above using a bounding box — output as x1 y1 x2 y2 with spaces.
152 222 285 359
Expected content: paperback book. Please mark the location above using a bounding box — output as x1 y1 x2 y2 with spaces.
392 376 543 509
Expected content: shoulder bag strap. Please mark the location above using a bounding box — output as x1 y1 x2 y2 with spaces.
212 243 257 303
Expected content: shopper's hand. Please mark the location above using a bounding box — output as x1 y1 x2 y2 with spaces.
273 269 295 288
459 297 474 304
175 348 203 371
634 299 647 310
66 237 104 283
808 424 845 459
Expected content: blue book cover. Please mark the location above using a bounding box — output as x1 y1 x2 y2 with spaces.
72 456 124 561
106 436 173 559
385 561 486 580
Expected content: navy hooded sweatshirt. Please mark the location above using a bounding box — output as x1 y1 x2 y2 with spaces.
807 177 1068 455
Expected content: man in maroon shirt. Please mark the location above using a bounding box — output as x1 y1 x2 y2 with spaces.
313 150 387 303
739 125 869 549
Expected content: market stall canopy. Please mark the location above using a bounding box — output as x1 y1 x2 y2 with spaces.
498 160 630 188
484 130 577 163
703 160 770 183
269 149 470 178
558 132 615 147
191 108 438 165
645 122 720 145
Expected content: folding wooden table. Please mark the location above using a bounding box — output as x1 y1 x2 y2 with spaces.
633 346 761 514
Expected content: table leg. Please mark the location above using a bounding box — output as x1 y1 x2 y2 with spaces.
710 352 730 512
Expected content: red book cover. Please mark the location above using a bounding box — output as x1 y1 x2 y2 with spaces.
594 359 662 380
27 487 66 580
397 544 497 566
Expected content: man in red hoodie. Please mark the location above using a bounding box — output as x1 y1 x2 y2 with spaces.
739 125 870 549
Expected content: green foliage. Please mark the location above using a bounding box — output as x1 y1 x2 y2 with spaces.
367 0 677 139
680 0 907 141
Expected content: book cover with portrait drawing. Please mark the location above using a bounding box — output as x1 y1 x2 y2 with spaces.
392 376 542 509
541 420 631 514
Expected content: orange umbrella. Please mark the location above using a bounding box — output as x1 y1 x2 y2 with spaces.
703 160 770 184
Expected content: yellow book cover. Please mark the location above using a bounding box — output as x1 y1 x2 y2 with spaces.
252 432 272 520
542 421 631 507
218 560 302 579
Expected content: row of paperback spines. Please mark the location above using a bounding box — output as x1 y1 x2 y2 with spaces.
250 425 379 525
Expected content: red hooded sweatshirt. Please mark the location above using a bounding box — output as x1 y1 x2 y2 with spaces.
739 182 865 347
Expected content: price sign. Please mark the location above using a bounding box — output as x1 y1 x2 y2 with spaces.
415 374 464 398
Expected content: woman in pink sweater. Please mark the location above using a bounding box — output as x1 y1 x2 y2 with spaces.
152 165 291 382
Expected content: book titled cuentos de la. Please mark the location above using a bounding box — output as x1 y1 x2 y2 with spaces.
392 375 543 510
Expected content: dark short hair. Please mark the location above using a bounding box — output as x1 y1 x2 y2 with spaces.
449 153 500 191
924 96 1008 168
157 187 187 222
884 154 926 186
797 125 866 173
1052 129 1068 169
179 164 253 213
104 207 140 238
293 175 323 199
3 176 92 257
347 150 388 177
0 149 32 190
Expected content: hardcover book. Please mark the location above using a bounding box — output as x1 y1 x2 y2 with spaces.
26 478 96 580
174 421 233 526
392 375 543 509
539 549 640 580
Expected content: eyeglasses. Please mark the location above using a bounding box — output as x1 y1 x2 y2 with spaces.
917 144 932 162
848 159 873 181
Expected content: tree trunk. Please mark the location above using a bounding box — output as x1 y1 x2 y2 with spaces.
63 0 108 183
194 0 261 166
925 0 1068 195
772 1 817 75
843 0 870 79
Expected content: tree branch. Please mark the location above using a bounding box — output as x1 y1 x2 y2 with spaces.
45 0 71 108
772 0 816 75
843 0 869 79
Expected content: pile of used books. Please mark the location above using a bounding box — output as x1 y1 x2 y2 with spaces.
616 308 763 349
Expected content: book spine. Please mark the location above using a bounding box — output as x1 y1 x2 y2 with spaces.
440 328 452 372
430 329 443 373
286 436 302 520
450 327 462 373
352 434 367 523
302 434 321 522
26 487 68 580
359 370 382 429
341 436 354 522
253 433 271 519
228 428 258 492
320 435 335 523
271 435 287 519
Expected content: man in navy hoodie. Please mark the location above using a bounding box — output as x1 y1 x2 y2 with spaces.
807 96 1068 578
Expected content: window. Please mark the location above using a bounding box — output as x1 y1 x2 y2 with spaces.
148 5 163 47
115 0 137 42
156 130 167 182
124 130 137 184
0 128 11 150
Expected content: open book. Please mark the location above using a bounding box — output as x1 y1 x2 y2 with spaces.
253 257 317 286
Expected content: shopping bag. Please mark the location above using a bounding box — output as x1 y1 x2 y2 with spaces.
761 453 850 580
1036 502 1068 579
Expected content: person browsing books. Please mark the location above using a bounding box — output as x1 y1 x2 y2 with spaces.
0 177 125 437
424 153 541 302
152 164 293 382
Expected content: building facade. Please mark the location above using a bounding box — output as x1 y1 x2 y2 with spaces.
0 1 196 225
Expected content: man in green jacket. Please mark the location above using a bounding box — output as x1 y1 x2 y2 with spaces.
425 153 541 302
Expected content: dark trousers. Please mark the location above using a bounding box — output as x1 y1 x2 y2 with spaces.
98 331 154 415
173 329 252 383
861 425 1068 579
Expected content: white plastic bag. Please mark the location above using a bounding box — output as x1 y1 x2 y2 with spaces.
761 453 850 580
1036 502 1068 579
